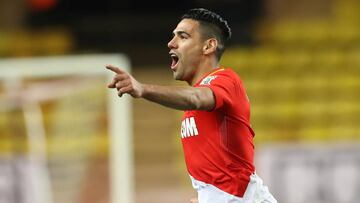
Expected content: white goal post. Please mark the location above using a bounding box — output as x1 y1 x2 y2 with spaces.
0 54 133 203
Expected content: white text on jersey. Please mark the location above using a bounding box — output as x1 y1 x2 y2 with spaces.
181 117 199 138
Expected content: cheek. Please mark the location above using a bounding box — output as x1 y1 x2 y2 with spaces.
186 48 203 64
183 45 202 60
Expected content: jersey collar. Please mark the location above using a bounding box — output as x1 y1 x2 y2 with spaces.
194 67 225 86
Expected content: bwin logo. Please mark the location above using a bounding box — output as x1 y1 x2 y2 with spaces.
181 117 199 138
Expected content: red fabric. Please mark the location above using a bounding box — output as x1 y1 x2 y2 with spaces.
181 67 255 197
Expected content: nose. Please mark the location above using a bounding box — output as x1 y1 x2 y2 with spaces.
167 37 177 49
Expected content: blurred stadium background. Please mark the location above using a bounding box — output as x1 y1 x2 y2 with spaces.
0 0 359 203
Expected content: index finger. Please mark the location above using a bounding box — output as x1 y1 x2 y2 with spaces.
106 64 124 74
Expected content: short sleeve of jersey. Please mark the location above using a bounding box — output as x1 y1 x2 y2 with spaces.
197 71 235 111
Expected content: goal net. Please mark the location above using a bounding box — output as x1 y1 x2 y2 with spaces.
0 54 133 203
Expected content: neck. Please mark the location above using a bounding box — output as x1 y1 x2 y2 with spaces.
188 58 219 86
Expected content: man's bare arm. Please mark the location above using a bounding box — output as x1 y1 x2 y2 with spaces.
106 65 215 111
141 83 215 111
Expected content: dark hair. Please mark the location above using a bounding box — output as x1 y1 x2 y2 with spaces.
181 8 232 60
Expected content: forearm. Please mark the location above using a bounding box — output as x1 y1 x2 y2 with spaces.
105 65 214 110
141 84 214 111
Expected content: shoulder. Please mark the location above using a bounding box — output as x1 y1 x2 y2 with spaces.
213 68 242 84
197 67 242 87
224 68 240 77
211 68 246 95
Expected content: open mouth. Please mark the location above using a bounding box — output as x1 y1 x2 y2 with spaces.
170 53 179 70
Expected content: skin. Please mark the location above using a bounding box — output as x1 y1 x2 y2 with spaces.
107 19 220 111
107 18 222 201
167 19 219 85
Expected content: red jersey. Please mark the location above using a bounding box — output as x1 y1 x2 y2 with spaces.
181 67 255 198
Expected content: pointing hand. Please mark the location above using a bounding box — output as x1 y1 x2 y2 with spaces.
106 64 143 98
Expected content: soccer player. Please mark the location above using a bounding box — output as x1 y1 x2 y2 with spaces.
106 8 277 203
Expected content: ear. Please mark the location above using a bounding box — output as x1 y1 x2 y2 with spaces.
203 38 218 55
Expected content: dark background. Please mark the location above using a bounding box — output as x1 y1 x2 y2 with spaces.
26 0 264 65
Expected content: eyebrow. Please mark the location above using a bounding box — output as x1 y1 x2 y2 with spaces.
173 30 191 37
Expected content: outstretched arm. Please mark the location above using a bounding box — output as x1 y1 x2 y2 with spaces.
106 65 215 111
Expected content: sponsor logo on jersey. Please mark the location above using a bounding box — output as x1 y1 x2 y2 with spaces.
200 75 217 85
181 117 199 138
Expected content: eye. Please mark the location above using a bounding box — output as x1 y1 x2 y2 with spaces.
179 34 187 39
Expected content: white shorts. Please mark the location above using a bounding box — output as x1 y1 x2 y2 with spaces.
190 173 277 203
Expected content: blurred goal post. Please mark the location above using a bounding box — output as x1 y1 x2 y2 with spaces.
0 54 133 203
